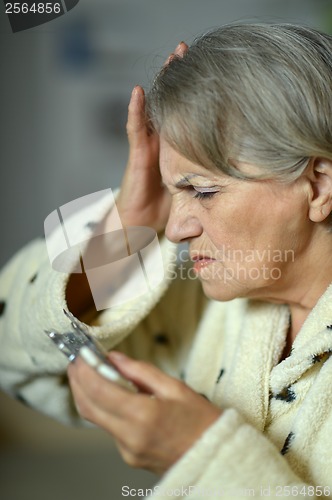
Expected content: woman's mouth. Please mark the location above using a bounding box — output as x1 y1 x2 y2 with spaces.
191 255 216 272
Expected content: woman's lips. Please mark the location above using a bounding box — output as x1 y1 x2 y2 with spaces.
192 256 216 272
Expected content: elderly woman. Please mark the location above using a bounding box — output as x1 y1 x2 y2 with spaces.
1 22 332 498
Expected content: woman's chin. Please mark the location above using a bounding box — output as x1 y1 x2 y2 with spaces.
200 279 246 302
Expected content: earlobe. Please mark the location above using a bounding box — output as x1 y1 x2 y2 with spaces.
307 158 332 223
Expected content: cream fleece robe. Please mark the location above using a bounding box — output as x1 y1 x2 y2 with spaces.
0 194 332 499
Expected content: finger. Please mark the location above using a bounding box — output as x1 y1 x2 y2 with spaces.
68 371 118 426
174 41 188 57
126 86 148 143
163 53 175 67
68 361 158 449
70 374 130 456
69 373 138 447
68 357 139 417
163 41 188 67
108 352 186 400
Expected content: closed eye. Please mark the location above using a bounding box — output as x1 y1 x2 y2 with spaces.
193 191 217 200
172 184 220 199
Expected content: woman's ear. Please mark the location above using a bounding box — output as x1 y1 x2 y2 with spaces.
307 158 332 223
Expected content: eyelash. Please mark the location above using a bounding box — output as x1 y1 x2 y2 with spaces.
193 190 217 200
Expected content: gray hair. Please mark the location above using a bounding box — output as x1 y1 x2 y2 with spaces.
147 23 332 184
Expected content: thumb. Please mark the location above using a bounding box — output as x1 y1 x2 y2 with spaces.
108 351 185 399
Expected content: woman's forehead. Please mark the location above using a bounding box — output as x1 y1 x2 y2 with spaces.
159 139 254 183
160 141 212 179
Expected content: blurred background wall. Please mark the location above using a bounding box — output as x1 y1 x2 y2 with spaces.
0 1 331 499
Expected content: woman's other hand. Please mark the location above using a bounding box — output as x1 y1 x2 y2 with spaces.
115 42 188 233
67 351 221 475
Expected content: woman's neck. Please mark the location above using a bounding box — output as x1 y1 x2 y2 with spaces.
266 228 332 360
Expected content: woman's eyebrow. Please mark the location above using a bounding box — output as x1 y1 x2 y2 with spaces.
175 174 199 188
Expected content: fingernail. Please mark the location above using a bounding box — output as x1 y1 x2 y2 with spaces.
132 86 143 98
97 363 120 382
175 42 186 52
80 346 100 368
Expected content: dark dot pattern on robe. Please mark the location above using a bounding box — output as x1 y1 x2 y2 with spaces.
327 324 332 330
311 350 332 365
0 300 6 316
86 221 98 230
216 368 225 384
154 333 169 345
312 353 326 364
15 393 29 407
59 373 69 386
275 386 296 403
281 431 295 455
29 273 38 284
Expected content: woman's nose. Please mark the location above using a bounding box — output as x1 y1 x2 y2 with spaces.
165 201 202 243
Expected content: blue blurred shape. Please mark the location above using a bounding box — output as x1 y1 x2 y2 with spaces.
57 18 94 72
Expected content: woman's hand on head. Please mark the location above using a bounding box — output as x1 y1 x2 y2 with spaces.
67 350 221 475
115 42 188 233
115 85 169 233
